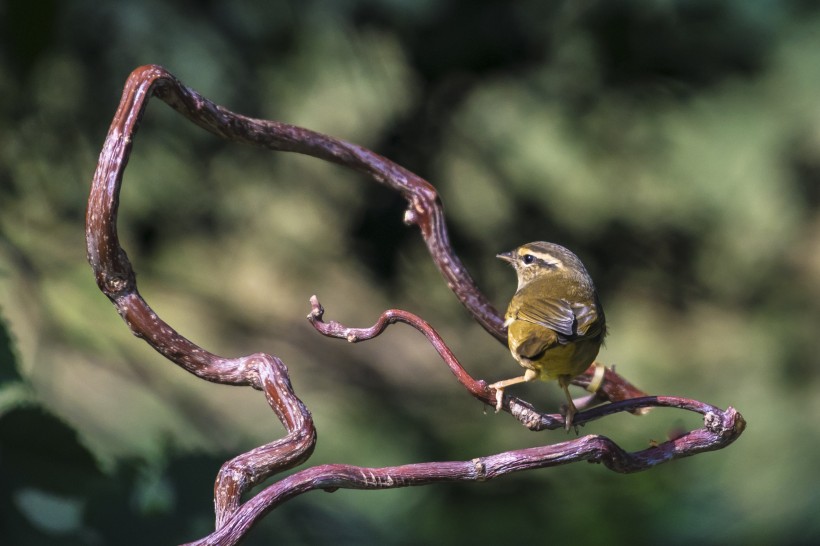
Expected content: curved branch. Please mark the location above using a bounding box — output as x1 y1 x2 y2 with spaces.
87 64 504 343
185 405 744 546
308 295 646 423
213 354 316 529
86 66 319 532
307 295 488 399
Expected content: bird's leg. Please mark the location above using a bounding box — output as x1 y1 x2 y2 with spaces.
558 375 578 432
489 369 538 412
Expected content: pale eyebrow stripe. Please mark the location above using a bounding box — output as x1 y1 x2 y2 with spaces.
520 249 562 266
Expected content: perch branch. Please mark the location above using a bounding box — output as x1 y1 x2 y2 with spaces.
307 295 741 432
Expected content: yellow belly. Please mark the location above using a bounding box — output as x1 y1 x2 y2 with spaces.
507 320 600 381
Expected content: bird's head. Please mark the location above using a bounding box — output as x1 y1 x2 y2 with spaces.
497 241 590 292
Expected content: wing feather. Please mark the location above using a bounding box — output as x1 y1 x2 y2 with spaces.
514 298 576 337
509 291 604 343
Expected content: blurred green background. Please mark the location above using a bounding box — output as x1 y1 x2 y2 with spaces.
2 0 820 544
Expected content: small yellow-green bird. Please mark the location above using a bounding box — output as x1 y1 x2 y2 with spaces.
491 241 606 429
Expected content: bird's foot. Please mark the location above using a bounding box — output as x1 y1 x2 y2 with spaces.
562 403 579 434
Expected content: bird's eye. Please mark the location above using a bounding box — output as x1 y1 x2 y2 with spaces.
522 254 535 265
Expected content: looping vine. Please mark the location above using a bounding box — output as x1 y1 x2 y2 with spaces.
86 65 746 546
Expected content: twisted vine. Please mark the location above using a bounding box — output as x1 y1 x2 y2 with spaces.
86 65 745 546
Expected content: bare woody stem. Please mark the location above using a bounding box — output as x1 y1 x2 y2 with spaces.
87 64 503 341
86 65 747 546
184 405 744 546
307 295 743 433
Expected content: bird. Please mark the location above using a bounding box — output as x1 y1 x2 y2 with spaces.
490 241 606 430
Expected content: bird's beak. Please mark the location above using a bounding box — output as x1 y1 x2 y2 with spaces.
496 250 515 263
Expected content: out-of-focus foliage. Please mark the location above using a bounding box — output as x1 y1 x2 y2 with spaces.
2 0 820 544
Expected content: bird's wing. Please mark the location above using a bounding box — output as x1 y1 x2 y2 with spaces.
514 298 604 342
570 300 605 339
513 298 576 337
